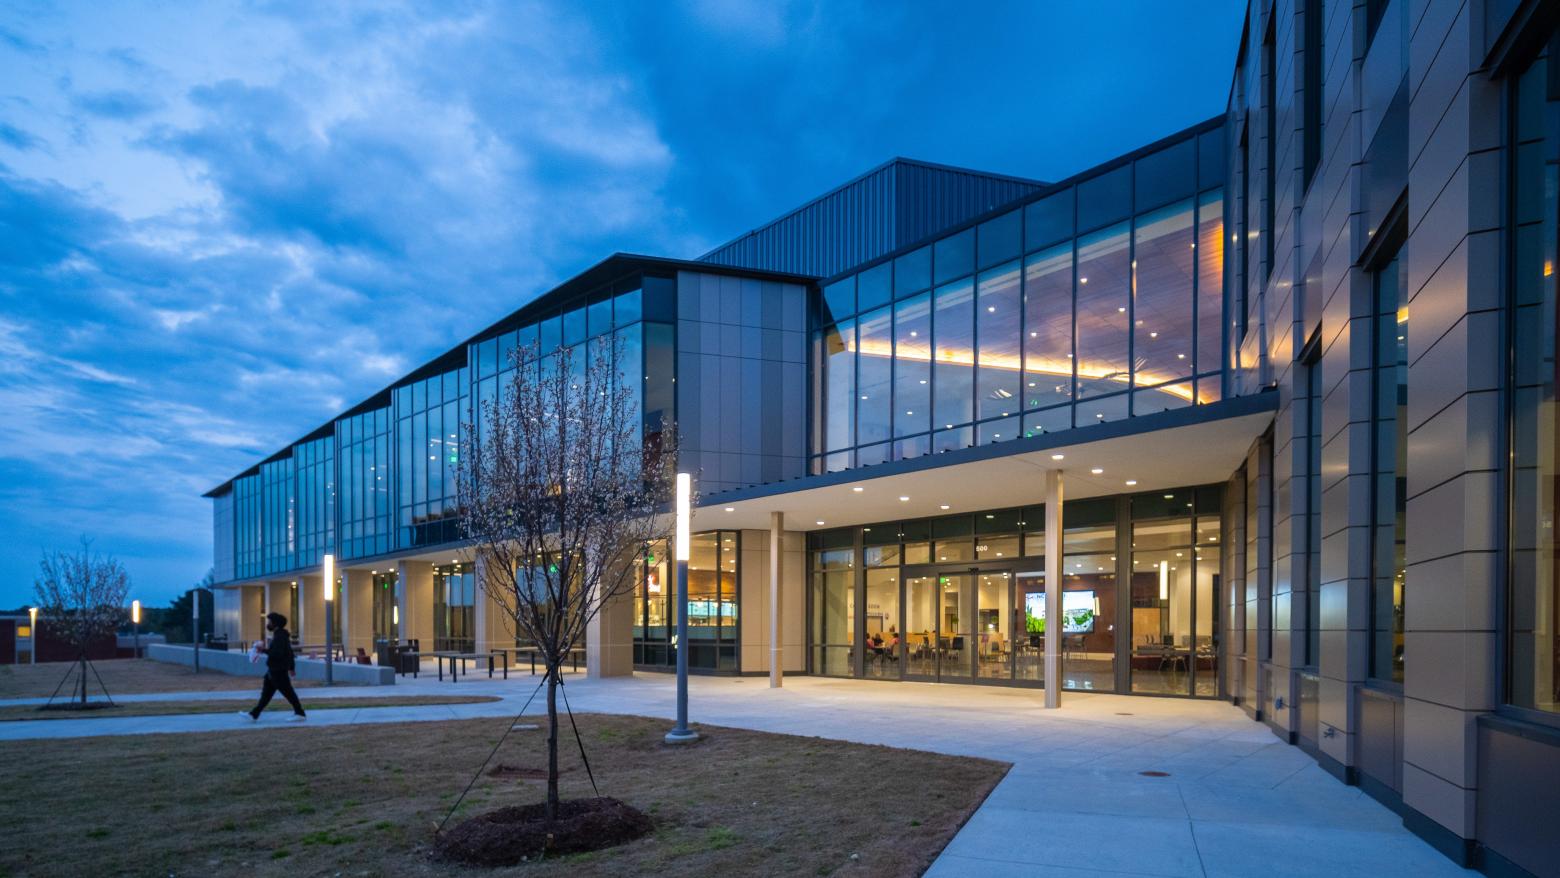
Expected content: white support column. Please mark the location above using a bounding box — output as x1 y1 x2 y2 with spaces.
1044 469 1064 709
770 511 783 688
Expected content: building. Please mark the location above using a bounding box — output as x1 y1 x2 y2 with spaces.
203 1 1559 873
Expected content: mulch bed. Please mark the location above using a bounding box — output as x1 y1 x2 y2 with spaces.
433 797 653 866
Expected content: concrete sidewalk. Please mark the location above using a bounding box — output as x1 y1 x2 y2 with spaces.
0 674 1472 877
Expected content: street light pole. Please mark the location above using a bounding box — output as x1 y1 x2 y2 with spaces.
323 554 335 686
28 606 37 665
192 591 201 673
665 472 698 744
131 599 141 659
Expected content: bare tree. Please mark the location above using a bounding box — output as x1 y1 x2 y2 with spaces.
457 337 680 819
34 537 131 705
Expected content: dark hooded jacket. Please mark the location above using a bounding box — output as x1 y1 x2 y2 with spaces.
266 626 296 674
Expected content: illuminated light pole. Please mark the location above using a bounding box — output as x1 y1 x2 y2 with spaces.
28 606 37 665
131 600 141 659
323 554 336 685
665 473 698 744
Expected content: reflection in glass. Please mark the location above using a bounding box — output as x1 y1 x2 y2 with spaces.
894 293 932 439
933 279 975 430
976 261 1022 420
1075 223 1131 399
1369 253 1407 684
1507 54 1560 714
857 306 893 445
1023 244 1075 410
1133 200 1196 389
1197 190 1226 379
865 568 900 679
823 321 855 453
812 548 855 676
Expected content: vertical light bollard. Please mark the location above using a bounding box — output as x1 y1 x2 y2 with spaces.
323 554 335 685
666 473 699 743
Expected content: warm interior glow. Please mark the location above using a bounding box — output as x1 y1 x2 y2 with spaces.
1158 560 1169 601
851 338 1195 401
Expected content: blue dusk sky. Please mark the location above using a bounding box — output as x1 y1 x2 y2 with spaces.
0 0 1244 608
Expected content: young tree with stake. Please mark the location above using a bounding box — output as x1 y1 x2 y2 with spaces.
457 337 680 821
33 538 131 705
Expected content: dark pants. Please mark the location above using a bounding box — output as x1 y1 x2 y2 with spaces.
250 669 305 717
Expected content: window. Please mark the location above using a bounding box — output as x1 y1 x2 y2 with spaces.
1196 189 1227 399
811 534 855 677
1023 244 1075 411
975 262 1022 421
893 293 932 439
857 307 893 446
1369 252 1407 683
932 278 975 433
1302 342 1323 667
1074 223 1131 400
1303 0 1325 191
1506 41 1560 714
1132 200 1196 400
1263 19 1276 284
688 531 740 671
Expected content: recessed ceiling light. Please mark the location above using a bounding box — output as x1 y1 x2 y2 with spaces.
940 504 951 510
1164 493 1174 499
816 520 825 526
852 486 864 493
1051 453 1065 461
723 506 734 512
1091 467 1103 475
899 496 910 502
1126 480 1138 486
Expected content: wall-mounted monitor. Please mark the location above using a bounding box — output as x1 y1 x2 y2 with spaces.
1024 590 1096 634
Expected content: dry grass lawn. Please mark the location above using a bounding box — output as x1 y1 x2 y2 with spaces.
0 658 323 698
0 713 1006 877
0 694 500 721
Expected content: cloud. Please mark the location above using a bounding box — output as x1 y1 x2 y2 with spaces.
71 88 163 120
0 121 43 150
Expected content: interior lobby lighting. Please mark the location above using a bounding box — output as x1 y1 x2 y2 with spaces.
1126 479 1138 486
1051 453 1065 460
1091 467 1104 474
1159 560 1169 600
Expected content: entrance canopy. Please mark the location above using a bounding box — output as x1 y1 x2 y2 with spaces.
694 392 1276 532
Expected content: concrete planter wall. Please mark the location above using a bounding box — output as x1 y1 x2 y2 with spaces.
146 643 395 686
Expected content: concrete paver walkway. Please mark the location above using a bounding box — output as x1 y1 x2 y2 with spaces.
0 672 1471 877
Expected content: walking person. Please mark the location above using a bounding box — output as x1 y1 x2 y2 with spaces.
239 612 307 722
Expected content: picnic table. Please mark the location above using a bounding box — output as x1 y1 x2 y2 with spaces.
431 650 509 682
502 646 587 675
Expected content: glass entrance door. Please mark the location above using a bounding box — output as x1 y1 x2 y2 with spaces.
904 569 1018 682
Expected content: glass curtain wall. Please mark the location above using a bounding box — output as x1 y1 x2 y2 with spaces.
293 436 335 570
688 531 740 671
371 571 398 642
632 540 672 666
260 458 295 574
338 408 391 559
433 563 475 652
807 488 1222 697
1507 42 1560 715
1128 490 1222 695
633 533 739 673
1369 253 1408 683
395 369 467 549
813 129 1226 475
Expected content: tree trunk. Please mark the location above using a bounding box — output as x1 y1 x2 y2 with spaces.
545 665 560 821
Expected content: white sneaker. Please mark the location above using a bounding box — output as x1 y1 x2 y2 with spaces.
286 714 307 722
238 711 256 722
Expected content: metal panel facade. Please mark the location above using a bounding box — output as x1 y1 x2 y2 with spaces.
699 160 1043 279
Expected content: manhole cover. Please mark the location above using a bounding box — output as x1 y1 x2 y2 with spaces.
1139 770 1171 777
